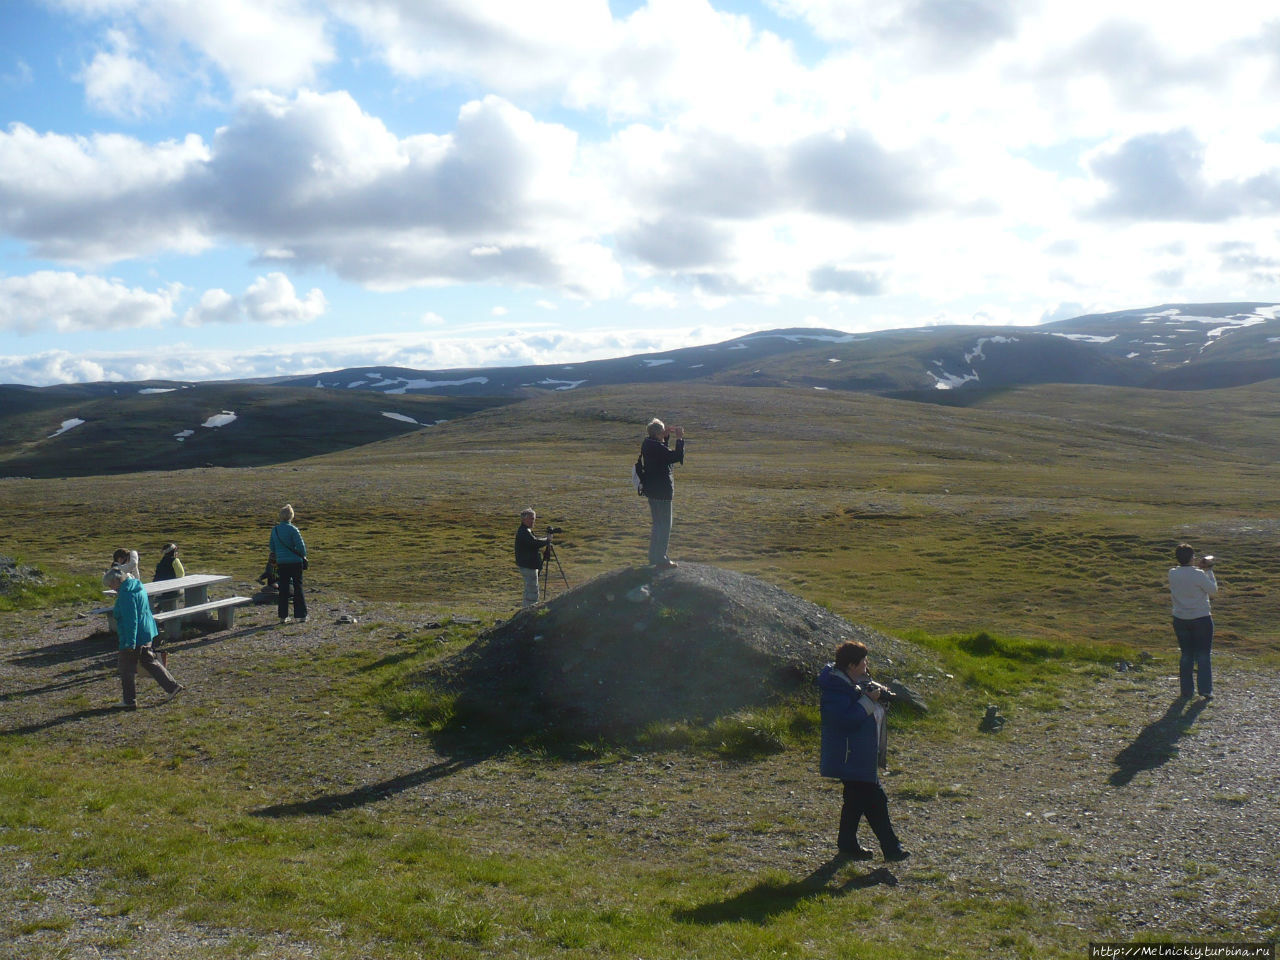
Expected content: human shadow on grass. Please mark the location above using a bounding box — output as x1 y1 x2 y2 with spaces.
0 671 105 703
1109 695 1208 787
7 630 115 668
251 756 480 818
673 857 899 926
1 703 129 736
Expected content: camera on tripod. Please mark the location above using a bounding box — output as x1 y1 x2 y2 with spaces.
545 526 564 535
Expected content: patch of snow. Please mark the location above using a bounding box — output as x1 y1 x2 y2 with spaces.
690 364 704 369
48 418 85 438
1051 333 1117 344
827 358 841 363
139 387 176 394
174 429 194 442
813 386 829 391
965 336 1018 363
381 412 420 425
930 360 979 390
728 343 747 350
536 379 588 391
642 358 674 367
202 411 236 428
1126 352 1141 358
741 332 859 344
374 377 489 395
348 380 368 388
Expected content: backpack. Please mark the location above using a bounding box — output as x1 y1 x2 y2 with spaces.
631 449 646 496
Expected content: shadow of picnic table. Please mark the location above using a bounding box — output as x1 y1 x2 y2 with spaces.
1108 695 1208 787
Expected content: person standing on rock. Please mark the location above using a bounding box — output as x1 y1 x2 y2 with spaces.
1169 543 1217 700
515 508 551 607
103 566 183 709
270 504 308 624
641 418 685 570
817 640 910 863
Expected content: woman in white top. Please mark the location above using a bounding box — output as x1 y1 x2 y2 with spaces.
1168 543 1217 700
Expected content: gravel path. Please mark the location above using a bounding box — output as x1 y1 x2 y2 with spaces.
2 595 1277 957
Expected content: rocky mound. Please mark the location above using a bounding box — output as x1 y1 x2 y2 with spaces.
424 563 931 740
0 556 45 596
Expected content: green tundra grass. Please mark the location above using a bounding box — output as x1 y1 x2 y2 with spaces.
2 380 1278 958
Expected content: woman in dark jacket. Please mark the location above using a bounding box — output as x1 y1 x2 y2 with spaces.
818 640 909 862
641 418 685 568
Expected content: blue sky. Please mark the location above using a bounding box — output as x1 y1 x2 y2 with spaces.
2 0 1280 386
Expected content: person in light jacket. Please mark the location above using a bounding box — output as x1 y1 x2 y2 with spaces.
270 504 308 624
817 640 909 862
1169 543 1217 700
104 566 182 709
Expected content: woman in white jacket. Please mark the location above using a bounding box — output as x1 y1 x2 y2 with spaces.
1168 543 1217 700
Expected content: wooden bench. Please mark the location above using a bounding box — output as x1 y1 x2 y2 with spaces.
153 596 254 641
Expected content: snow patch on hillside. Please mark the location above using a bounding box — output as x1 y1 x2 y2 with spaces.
965 336 1017 363
376 377 489 394
381 412 420 424
202 411 236 428
1052 333 1116 344
930 360 979 390
49 418 84 438
174 429 194 442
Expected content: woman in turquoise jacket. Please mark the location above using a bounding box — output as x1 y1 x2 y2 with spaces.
270 503 308 623
105 566 181 709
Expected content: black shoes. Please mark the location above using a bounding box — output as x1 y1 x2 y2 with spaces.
884 848 911 862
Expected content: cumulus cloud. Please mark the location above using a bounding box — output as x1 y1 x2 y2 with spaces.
0 271 180 334
0 123 211 263
55 0 334 94
0 322 760 385
78 29 170 119
0 90 623 294
1086 129 1280 222
809 265 885 295
767 0 1019 62
183 273 326 326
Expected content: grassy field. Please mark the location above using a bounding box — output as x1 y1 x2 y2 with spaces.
4 381 1279 651
2 380 1279 958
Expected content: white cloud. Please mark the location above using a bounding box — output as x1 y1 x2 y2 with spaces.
182 273 326 326
79 29 170 119
0 271 180 333
0 323 765 385
56 0 334 94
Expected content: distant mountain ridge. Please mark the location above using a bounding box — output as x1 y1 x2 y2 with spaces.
260 302 1280 399
3 302 1278 477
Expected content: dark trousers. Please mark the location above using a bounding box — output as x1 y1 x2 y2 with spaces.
119 645 178 705
838 779 901 854
1173 615 1213 697
277 562 307 620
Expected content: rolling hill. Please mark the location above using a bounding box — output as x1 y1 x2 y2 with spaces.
3 301 1279 477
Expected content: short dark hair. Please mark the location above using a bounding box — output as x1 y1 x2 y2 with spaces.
1175 543 1194 565
835 640 868 672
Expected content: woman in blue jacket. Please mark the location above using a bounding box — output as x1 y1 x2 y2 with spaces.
104 566 182 709
818 640 909 862
270 504 308 624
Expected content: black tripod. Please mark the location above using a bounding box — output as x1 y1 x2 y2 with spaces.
540 540 570 601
